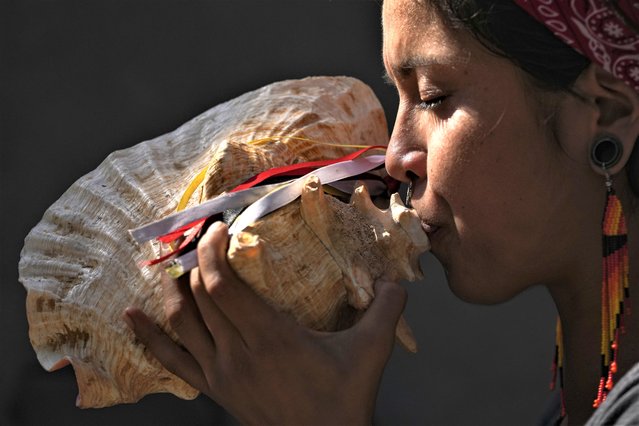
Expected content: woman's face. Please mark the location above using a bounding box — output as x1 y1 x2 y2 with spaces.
382 0 597 303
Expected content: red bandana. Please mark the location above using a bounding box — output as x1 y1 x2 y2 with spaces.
514 0 639 93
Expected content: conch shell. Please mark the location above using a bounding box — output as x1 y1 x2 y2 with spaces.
19 76 429 409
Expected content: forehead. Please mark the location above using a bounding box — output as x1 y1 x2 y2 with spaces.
382 0 469 73
382 0 438 30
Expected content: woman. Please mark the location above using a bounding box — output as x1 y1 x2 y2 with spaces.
123 0 639 424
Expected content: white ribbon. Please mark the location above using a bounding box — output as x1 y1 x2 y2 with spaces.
160 154 386 278
228 155 385 234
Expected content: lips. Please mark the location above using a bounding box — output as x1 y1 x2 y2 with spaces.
421 221 440 235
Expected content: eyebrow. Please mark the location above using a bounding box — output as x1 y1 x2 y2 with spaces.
382 55 464 86
382 71 395 87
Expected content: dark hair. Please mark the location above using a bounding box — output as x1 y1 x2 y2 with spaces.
429 0 639 198
432 0 591 91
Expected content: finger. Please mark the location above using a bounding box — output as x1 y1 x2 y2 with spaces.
197 221 280 341
160 272 217 366
189 267 243 350
353 279 407 352
123 307 207 391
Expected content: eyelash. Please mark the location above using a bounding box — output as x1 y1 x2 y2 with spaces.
418 96 446 111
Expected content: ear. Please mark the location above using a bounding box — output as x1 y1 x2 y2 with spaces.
572 64 639 176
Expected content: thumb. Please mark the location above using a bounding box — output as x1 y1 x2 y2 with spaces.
354 279 407 349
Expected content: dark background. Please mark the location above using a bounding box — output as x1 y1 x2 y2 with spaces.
2 1 558 424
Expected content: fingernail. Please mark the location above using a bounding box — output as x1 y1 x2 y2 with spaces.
122 309 135 330
211 221 227 235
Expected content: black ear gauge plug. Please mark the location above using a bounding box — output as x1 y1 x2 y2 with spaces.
591 136 624 191
591 136 623 170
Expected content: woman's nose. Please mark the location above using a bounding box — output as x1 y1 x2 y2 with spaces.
385 114 427 183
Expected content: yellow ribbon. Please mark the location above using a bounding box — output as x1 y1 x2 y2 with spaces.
176 166 209 212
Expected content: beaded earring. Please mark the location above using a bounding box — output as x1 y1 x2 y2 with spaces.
550 136 630 415
591 137 630 408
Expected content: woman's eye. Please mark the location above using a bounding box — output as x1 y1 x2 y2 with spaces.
418 96 446 110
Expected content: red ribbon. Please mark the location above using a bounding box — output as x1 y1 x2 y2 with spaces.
142 145 387 267
230 145 387 192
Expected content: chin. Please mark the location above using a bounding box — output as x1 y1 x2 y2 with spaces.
444 266 521 306
430 234 526 305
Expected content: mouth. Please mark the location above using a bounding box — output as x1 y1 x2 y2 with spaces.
421 221 441 236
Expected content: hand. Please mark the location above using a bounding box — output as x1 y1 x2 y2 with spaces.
123 221 407 425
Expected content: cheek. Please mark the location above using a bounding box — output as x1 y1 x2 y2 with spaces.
427 113 504 215
433 105 552 222
427 110 560 290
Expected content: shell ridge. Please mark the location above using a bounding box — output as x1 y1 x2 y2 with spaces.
20 76 397 407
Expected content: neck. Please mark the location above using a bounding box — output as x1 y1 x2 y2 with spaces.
548 196 638 425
